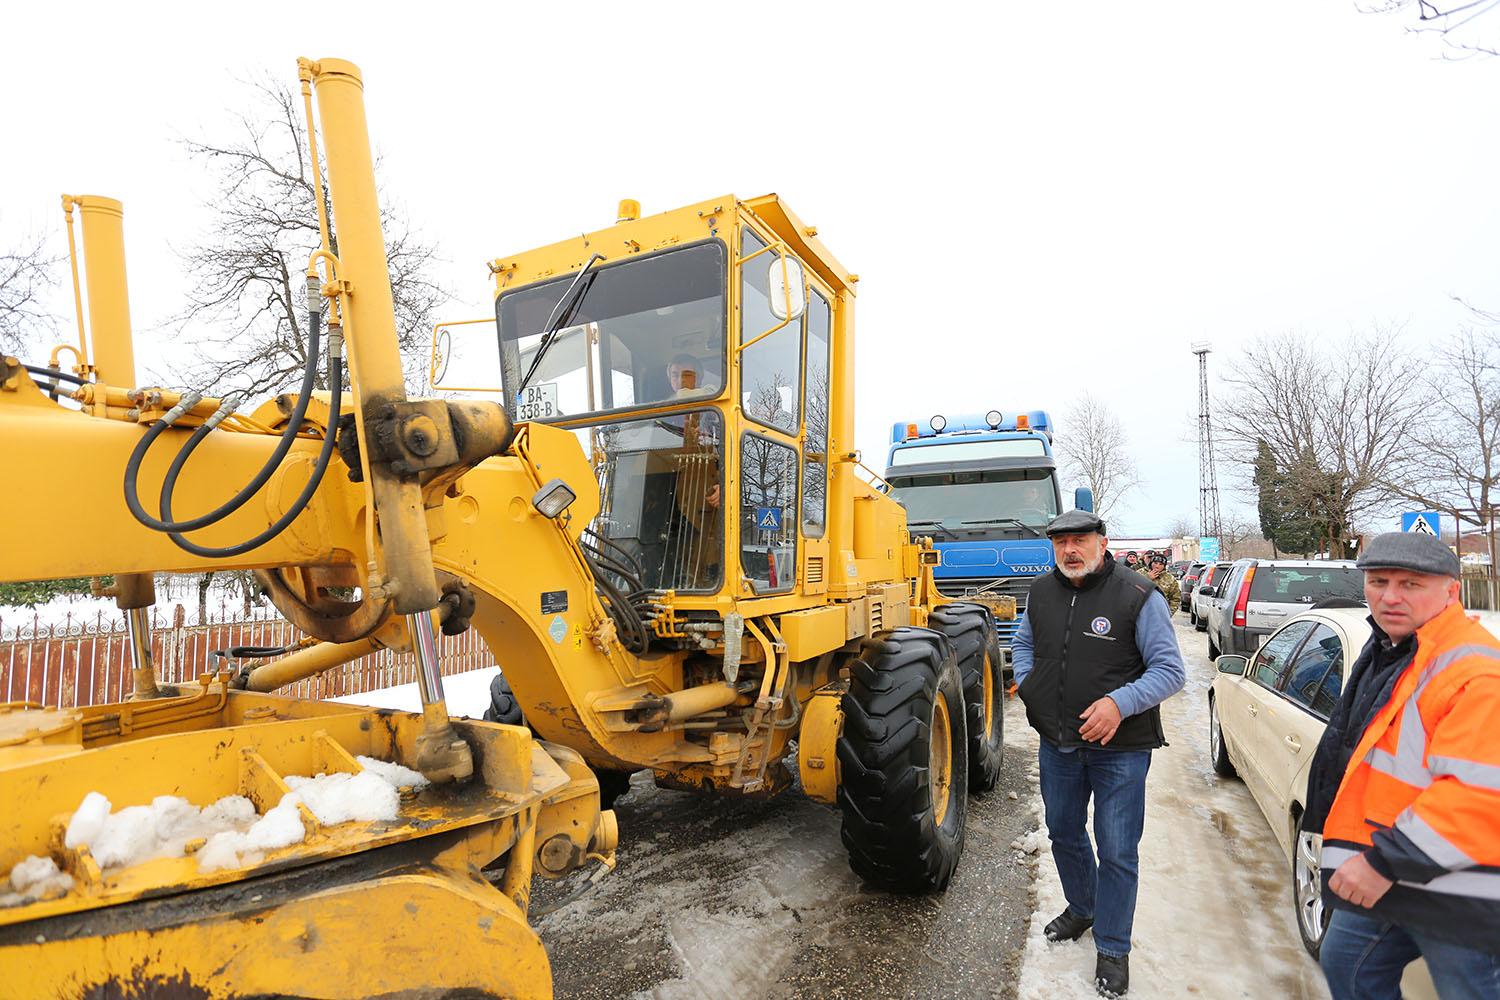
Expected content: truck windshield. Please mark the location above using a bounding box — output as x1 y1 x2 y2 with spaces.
887 469 1059 531
496 241 727 422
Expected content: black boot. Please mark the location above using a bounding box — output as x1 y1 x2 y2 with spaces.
1043 909 1094 942
1095 953 1129 997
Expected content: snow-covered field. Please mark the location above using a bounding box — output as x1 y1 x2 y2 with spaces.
327 666 497 719
0 575 264 636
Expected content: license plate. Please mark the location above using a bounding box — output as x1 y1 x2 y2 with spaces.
516 383 559 421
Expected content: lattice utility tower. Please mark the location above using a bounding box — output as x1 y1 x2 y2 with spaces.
1192 341 1223 541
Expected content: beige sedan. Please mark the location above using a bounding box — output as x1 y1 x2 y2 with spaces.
1207 606 1464 997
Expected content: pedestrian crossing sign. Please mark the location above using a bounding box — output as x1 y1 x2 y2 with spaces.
1401 512 1440 536
757 507 782 531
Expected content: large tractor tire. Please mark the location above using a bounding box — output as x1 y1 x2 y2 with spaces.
483 671 525 727
930 603 1005 792
595 769 635 810
836 626 969 893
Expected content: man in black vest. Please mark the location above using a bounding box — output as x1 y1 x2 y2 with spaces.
1012 510 1186 997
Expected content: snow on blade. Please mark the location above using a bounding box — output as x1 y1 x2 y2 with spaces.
0 855 74 906
61 755 431 878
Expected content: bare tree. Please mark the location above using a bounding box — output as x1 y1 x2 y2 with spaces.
0 233 61 355
1220 513 1268 560
1056 393 1141 524
1387 325 1500 600
169 76 446 397
1216 330 1424 558
1359 0 1500 57
1163 514 1197 540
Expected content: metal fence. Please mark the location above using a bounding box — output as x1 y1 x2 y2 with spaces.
1 603 493 710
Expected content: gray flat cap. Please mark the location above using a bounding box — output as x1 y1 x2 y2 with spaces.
1045 510 1106 537
1356 532 1460 579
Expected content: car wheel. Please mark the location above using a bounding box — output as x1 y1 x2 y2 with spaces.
1208 635 1221 659
837 626 969 893
930 603 1004 793
1293 811 1329 958
1209 694 1237 777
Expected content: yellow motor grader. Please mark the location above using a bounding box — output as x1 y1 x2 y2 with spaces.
0 56 1005 999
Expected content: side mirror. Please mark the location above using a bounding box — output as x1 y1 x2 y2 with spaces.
1215 655 1249 676
768 256 806 322
1074 486 1095 512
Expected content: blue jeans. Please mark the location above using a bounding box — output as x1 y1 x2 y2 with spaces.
1320 908 1500 1000
1036 738 1151 957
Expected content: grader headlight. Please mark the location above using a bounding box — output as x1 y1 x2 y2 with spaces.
532 478 577 519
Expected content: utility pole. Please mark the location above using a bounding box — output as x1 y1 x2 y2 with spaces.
1192 342 1223 548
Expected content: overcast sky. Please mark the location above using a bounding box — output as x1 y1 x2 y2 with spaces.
5 1 1496 536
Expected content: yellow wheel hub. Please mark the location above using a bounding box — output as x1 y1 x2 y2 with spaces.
982 650 995 740
931 693 953 826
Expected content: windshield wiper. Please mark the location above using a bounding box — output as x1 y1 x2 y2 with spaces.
960 517 1043 538
907 518 958 541
519 252 605 392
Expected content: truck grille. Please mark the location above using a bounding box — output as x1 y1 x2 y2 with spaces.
937 575 1033 605
937 575 1035 647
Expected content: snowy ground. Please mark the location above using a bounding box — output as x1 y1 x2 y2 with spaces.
344 617 1342 999
0 575 262 636
1012 616 1331 1000
326 667 495 718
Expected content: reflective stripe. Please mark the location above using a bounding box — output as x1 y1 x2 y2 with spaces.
1324 844 1500 901
1394 807 1477 869
1429 754 1500 792
1363 643 1500 789
1365 696 1433 788
1402 868 1500 901
1418 644 1500 696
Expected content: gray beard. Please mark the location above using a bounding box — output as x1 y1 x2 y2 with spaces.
1059 557 1103 582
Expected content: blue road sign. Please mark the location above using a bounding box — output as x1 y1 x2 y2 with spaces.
1200 536 1220 561
757 507 782 531
1401 512 1441 537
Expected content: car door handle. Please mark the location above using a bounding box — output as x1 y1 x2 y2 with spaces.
1263 609 1288 616
1284 734 1302 752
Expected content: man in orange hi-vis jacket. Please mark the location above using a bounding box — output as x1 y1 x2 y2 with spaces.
1303 532 1500 1000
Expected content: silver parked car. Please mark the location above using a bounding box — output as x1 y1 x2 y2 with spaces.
1205 558 1362 659
1190 561 1232 631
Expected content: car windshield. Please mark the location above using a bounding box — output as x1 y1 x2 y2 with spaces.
887 469 1059 530
1250 566 1364 604
496 242 727 421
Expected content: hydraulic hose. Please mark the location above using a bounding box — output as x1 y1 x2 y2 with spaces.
159 346 343 559
121 276 343 557
122 287 324 535
21 364 91 387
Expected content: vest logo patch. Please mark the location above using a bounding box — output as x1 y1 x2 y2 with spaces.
1090 616 1112 636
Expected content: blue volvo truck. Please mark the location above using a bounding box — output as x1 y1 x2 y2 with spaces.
884 409 1094 651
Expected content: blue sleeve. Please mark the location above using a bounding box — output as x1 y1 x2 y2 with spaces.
1011 609 1034 688
1109 593 1186 718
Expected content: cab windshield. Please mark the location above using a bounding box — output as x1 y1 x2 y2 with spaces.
887 468 1060 533
496 241 727 422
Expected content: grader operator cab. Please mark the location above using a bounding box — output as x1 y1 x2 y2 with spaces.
0 57 1008 998
454 193 1011 884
